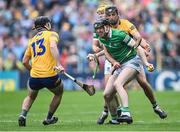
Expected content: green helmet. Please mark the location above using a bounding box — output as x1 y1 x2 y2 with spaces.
94 19 110 29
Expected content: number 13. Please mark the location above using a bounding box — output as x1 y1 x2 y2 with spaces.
32 38 46 57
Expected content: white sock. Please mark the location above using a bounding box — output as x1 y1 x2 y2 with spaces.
102 111 108 115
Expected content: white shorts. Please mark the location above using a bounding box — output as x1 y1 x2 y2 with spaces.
104 59 112 75
113 55 143 75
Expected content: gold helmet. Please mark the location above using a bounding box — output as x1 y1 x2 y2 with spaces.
96 5 109 14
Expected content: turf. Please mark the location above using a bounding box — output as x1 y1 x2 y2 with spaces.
0 90 180 131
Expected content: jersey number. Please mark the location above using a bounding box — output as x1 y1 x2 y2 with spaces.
32 38 46 57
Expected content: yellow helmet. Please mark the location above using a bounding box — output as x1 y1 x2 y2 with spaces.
96 5 109 14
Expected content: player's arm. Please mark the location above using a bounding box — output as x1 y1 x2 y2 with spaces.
92 39 102 53
127 37 152 68
126 20 151 54
22 45 32 71
137 45 154 71
50 41 64 72
50 33 64 72
95 50 104 57
132 32 151 55
87 50 104 62
103 45 120 69
87 38 104 62
22 55 31 71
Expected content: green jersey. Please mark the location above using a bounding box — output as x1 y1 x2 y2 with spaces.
98 29 137 64
93 30 99 39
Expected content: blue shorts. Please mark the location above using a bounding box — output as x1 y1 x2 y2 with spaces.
29 75 61 90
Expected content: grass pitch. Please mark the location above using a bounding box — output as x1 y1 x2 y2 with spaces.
0 90 180 131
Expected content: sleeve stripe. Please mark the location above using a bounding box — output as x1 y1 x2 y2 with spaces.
123 35 131 43
127 38 135 47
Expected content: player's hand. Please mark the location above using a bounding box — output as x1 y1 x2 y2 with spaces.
112 61 121 69
146 63 154 72
111 61 121 75
54 65 65 73
87 54 95 62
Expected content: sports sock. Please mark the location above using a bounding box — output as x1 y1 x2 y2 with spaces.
152 102 158 108
111 114 117 120
103 106 108 113
102 111 108 116
47 111 53 119
20 109 28 118
117 106 121 112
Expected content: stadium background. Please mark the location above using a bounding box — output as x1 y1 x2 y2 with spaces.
0 0 180 91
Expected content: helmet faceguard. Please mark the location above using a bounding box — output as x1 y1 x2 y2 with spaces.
105 6 119 25
105 6 118 15
94 19 111 38
94 19 110 30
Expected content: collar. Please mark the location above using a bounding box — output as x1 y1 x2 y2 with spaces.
37 28 47 32
108 28 112 38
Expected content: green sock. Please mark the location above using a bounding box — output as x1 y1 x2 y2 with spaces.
117 106 121 112
120 107 130 112
111 114 117 120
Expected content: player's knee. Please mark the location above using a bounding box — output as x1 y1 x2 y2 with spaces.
54 82 64 96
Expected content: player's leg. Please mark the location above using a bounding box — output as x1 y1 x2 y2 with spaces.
103 74 119 124
114 67 138 124
97 73 110 124
116 83 129 118
97 59 120 124
18 78 39 127
43 76 64 125
136 67 167 119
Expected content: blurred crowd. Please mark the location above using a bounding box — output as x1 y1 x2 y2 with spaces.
0 0 179 74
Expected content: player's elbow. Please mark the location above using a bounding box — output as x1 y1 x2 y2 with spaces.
22 60 28 67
